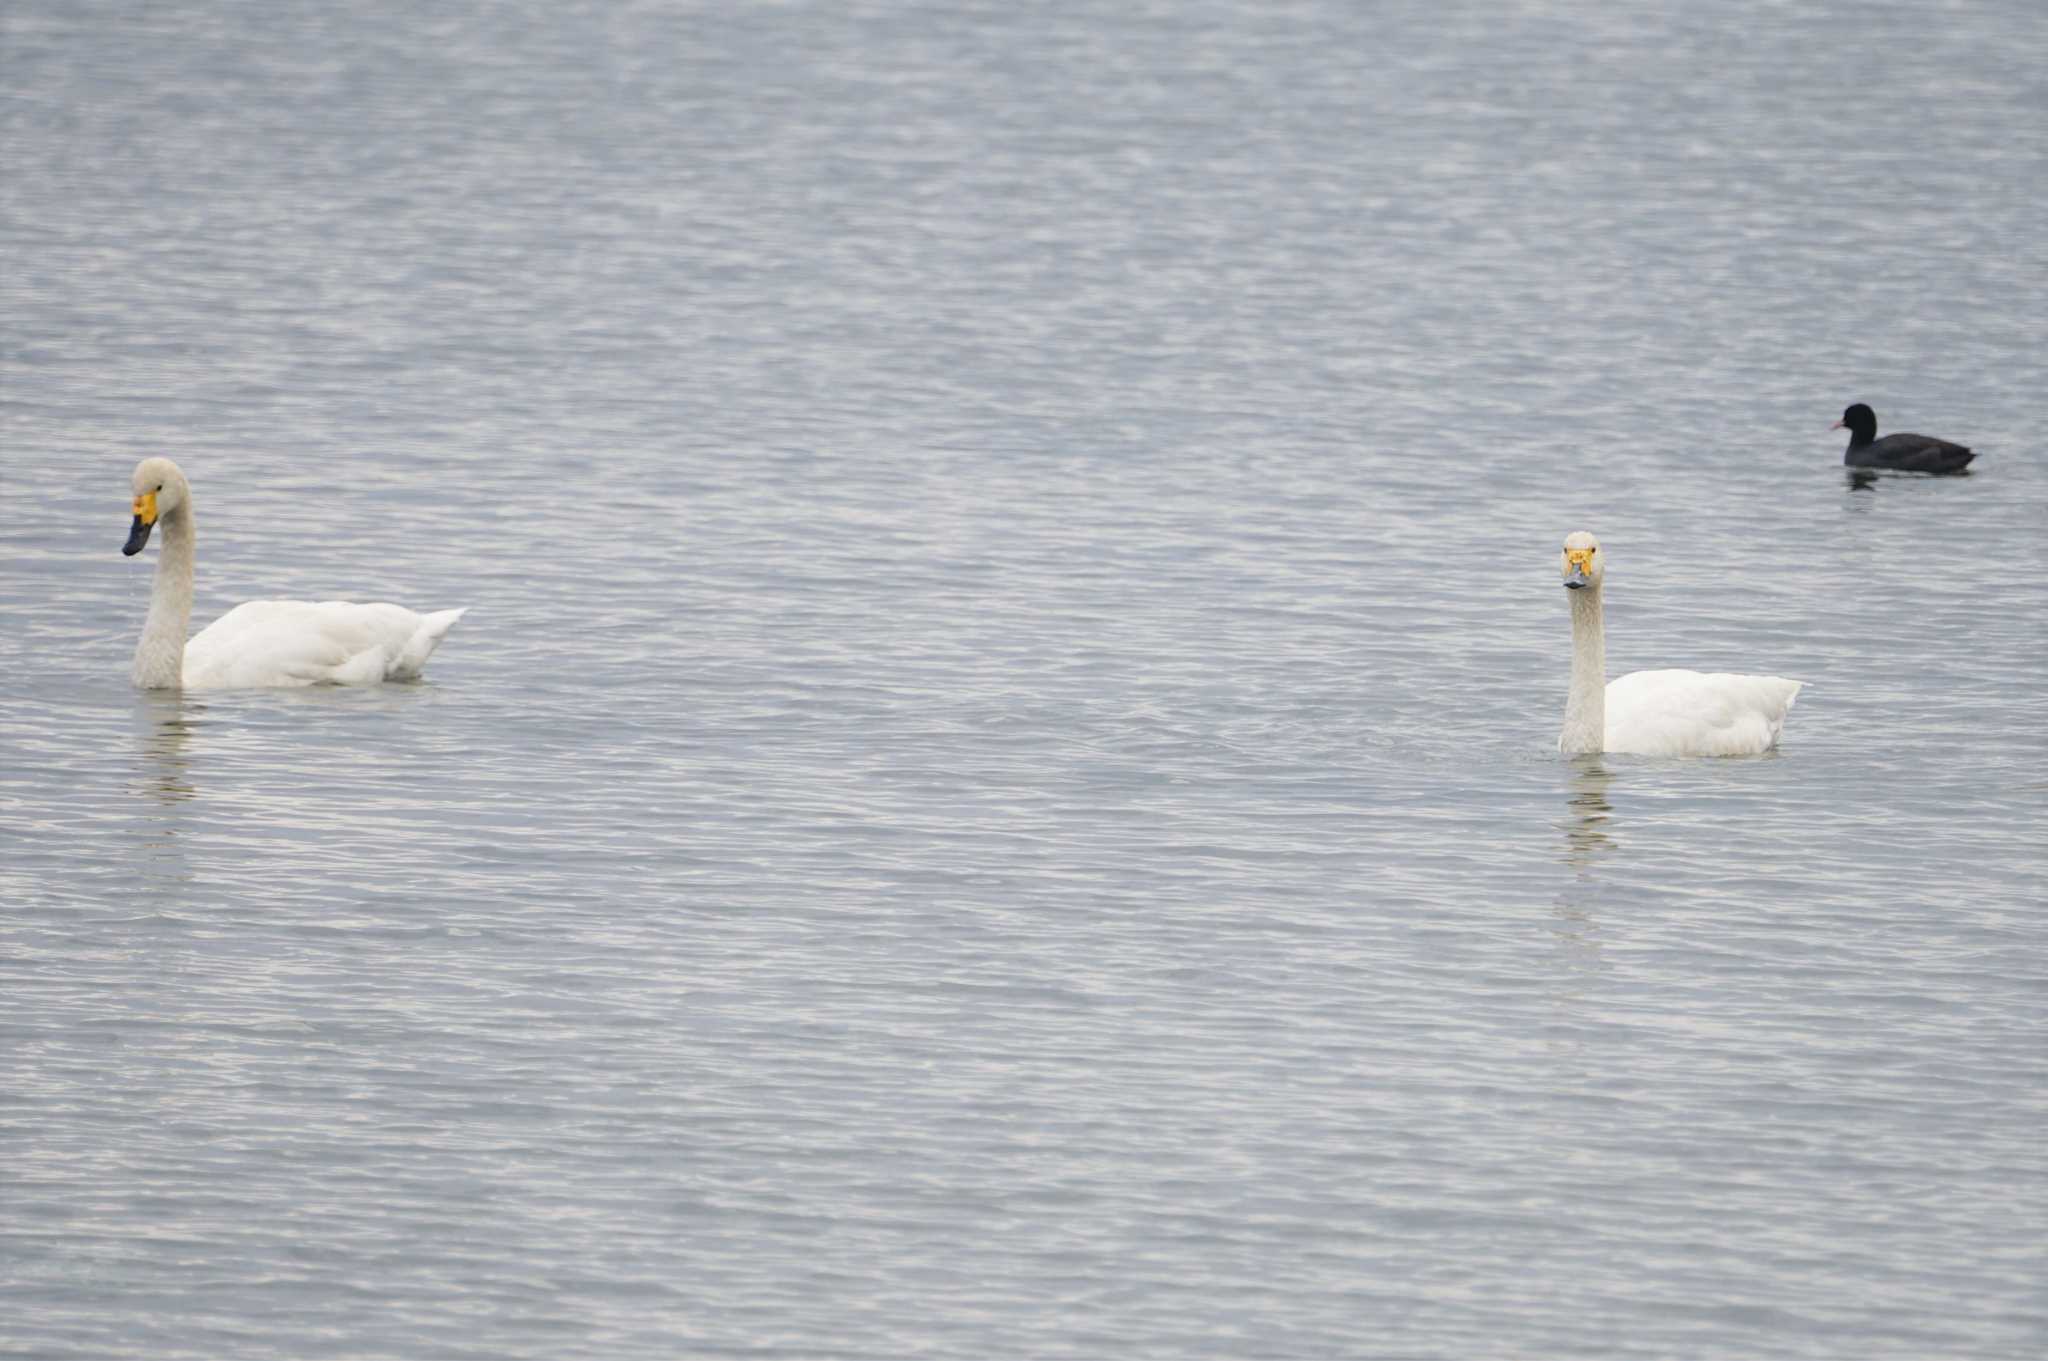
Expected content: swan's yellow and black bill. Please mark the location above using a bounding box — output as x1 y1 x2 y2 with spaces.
1563 546 1594 590
123 491 157 557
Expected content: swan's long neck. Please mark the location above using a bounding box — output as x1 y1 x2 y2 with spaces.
133 506 194 689
1560 586 1606 755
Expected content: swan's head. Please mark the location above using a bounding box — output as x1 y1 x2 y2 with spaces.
124 457 188 556
1832 403 1877 439
1560 531 1603 592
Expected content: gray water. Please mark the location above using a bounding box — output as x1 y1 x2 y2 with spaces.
4 2 2046 1357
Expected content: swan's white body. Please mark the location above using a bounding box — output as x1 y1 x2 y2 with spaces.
125 457 466 690
179 600 468 689
1557 532 1800 758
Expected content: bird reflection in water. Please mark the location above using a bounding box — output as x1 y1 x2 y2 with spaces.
1550 757 1614 990
1560 756 1614 870
1847 467 1973 496
131 694 203 895
136 693 201 809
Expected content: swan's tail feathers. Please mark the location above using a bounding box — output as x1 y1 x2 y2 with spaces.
394 607 469 678
1763 677 1803 749
423 606 469 638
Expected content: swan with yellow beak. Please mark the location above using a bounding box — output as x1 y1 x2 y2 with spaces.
1557 531 1801 757
122 456 467 689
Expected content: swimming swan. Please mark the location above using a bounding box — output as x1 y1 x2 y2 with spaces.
1557 531 1800 757
122 457 467 690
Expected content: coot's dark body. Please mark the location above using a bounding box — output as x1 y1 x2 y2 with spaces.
1834 403 1974 474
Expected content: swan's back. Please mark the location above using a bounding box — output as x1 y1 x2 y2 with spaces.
183 601 467 689
1605 669 1802 757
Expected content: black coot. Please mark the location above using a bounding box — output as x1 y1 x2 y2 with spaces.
1833 403 1974 474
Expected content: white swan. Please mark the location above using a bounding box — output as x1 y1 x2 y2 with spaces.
1557 531 1800 757
123 457 467 690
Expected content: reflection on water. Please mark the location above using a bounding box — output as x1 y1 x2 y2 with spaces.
1559 757 1615 871
130 695 200 887
273 680 445 714
1549 758 1614 990
134 694 201 809
1847 467 1974 493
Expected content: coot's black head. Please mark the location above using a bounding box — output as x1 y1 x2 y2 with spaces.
1832 403 1878 443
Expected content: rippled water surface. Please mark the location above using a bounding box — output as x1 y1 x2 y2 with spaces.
4 2 2046 1357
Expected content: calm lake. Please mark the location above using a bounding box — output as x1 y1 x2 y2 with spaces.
3 2 2044 1357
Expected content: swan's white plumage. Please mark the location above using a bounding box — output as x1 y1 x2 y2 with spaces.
1601 668 1802 758
182 601 469 690
124 456 466 690
1557 531 1801 758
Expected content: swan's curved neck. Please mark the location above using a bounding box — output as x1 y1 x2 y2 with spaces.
1561 586 1605 755
133 505 194 689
